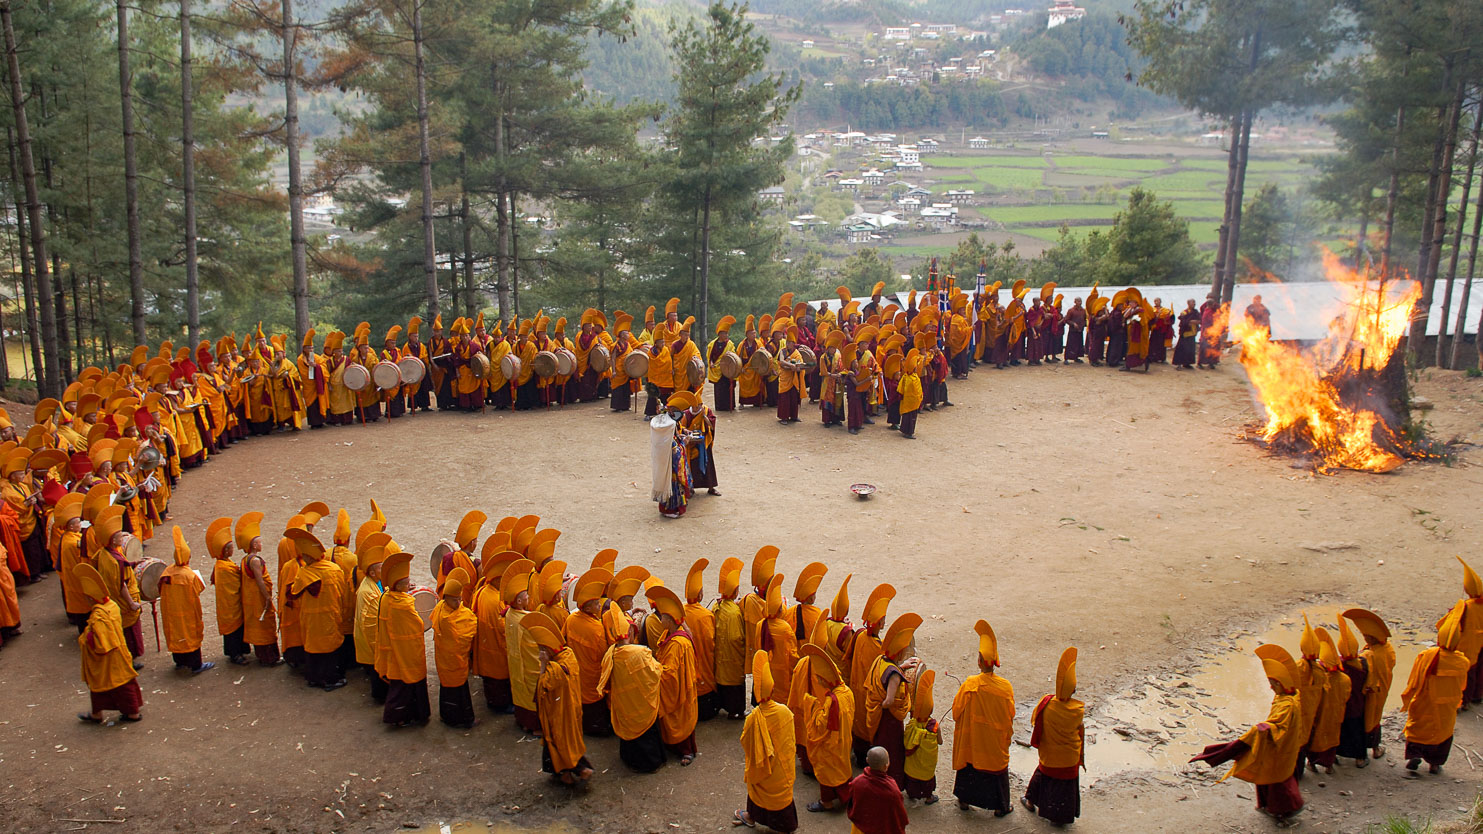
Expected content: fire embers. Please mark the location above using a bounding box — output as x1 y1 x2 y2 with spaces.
1236 251 1420 473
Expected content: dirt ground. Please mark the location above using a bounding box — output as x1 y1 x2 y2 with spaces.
2 359 1482 834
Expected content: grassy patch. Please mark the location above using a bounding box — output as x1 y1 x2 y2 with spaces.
935 155 1048 168
986 204 1124 224
1048 155 1170 172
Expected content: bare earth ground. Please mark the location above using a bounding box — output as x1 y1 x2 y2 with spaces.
2 360 1482 834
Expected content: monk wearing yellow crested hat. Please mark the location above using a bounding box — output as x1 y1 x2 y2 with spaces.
236 512 281 666
504 558 543 736
647 585 700 765
376 550 429 727
1344 607 1396 762
1023 648 1083 824
74 562 144 723
563 565 615 735
1402 606 1470 774
286 528 349 690
354 532 392 702
1191 644 1306 824
673 390 720 498
735 650 797 832
526 610 593 784
682 559 719 721
159 526 215 675
799 642 854 813
951 619 1015 817
432 566 478 728
864 612 921 788
206 517 249 664
711 557 747 720
598 601 666 772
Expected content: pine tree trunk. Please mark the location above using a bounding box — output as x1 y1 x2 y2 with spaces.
37 89 71 381
180 0 201 348
1221 110 1254 304
1354 209 1369 268
1452 137 1483 371
70 267 82 370
493 104 511 318
117 0 145 345
510 192 520 316
1211 113 1242 298
1435 100 1480 367
1409 73 1466 361
414 0 437 323
8 143 42 387
699 184 712 336
3 7 59 395
1379 104 1407 276
461 187 474 316
282 0 309 340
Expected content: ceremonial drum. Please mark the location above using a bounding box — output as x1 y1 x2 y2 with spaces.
748 347 773 376
796 345 817 367
556 349 576 377
343 363 371 391
470 352 491 379
686 356 706 388
428 541 454 580
589 345 611 373
372 362 401 391
622 350 649 380
411 588 437 631
718 350 743 379
136 556 167 602
500 353 522 381
397 356 426 386
532 350 559 379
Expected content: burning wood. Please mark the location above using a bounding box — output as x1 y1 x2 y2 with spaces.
1234 251 1421 473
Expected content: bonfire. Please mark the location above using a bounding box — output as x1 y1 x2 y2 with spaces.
1234 250 1421 473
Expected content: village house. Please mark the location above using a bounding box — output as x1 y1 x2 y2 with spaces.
801 39 814 48
884 26 911 40
1047 0 1086 28
922 204 959 228
862 169 885 185
897 196 922 214
846 224 877 244
969 136 990 149
838 177 864 191
917 138 940 154
758 186 785 204
945 189 975 204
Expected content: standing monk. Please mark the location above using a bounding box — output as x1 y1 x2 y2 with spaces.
431 567 478 728
1062 297 1086 363
159 526 214 675
286 528 349 690
952 620 1015 817
1305 629 1349 775
1174 299 1200 369
801 642 855 813
683 559 719 721
207 517 247 664
525 611 594 785
1444 557 1483 706
708 316 737 412
355 537 391 702
712 557 747 719
865 613 922 788
376 550 430 727
1344 607 1396 761
73 563 143 724
599 618 666 773
1335 615 1372 767
1023 647 1082 825
236 512 280 666
850 584 896 764
735 650 798 833
648 585 700 765
564 566 615 734
1402 607 1470 775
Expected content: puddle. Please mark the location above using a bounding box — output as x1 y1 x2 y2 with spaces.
416 824 576 834
1074 610 1425 781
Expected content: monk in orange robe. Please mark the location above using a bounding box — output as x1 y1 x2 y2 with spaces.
207 518 248 664
55 494 90 630
1335 615 1373 766
800 643 855 812
759 574 798 713
1191 645 1306 823
1292 615 1327 779
470 551 515 714
563 567 614 735
712 557 747 719
850 583 896 764
952 619 1015 816
599 617 665 772
503 559 542 735
742 547 776 665
736 650 797 832
73 563 143 723
648 586 699 764
376 551 429 726
525 611 594 785
159 526 214 675
683 559 719 721
1403 606 1471 774
286 528 349 690
355 534 392 702
327 509 361 673
432 567 478 728
1345 607 1397 761
236 513 280 666
1024 648 1083 824
1445 557 1483 705
864 613 921 788
1305 628 1350 774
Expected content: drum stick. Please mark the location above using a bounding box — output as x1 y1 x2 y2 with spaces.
150 601 161 652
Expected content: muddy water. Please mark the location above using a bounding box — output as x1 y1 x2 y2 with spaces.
1086 610 1424 778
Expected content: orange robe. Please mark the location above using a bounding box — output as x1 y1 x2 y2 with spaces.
863 655 911 739
159 564 206 653
212 557 244 635
79 599 136 692
1361 641 1398 733
431 601 477 688
353 575 383 665
470 581 508 681
290 559 347 654
278 560 304 653
1226 692 1304 786
1402 646 1471 746
599 644 662 740
1031 694 1085 770
741 698 795 812
562 608 611 705
849 631 883 741
506 608 540 711
952 672 1015 772
1310 663 1350 754
684 602 717 696
539 646 587 772
655 629 699 744
240 554 276 647
375 589 427 684
59 531 90 617
803 683 855 788
712 598 745 687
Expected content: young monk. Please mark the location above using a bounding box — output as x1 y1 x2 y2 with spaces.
159 526 214 675
376 550 430 727
73 563 143 724
355 535 392 702
1023 647 1083 824
502 559 542 736
600 614 666 772
55 494 89 630
952 619 1015 817
207 517 248 664
470 550 516 715
865 613 922 789
735 650 797 832
563 566 614 735
849 583 896 765
1334 615 1373 767
431 567 478 729
1306 628 1349 775
1402 606 1471 775
1190 645 1306 826
1292 616 1326 779
711 557 747 719
683 559 719 722
236 512 281 666
524 611 593 787
286 528 349 690
847 747 910 834
1445 556 1483 707
903 668 942 804
647 585 699 765
1344 607 1397 761
800 642 855 813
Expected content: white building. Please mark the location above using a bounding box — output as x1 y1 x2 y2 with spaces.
897 145 920 165
1047 0 1086 28
862 169 886 185
969 136 990 149
801 39 814 48
884 27 911 40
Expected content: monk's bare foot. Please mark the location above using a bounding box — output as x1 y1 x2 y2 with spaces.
577 767 594 781
559 771 576 785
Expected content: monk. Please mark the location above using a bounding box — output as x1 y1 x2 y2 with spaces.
503 560 542 735
865 613 921 788
1292 616 1327 779
902 669 941 804
1062 297 1086 363
759 574 799 716
564 567 615 735
1023 648 1082 825
56 494 89 630
800 643 855 813
850 584 896 765
1445 557 1483 706
236 512 281 666
1345 607 1397 761
525 611 594 785
73 563 143 723
736 650 797 831
286 528 349 690
1306 628 1349 774
599 620 665 773
159 526 214 674
1402 607 1471 774
376 551 430 727
648 585 700 764
847 747 910 834
952 619 1014 817
683 559 719 721
712 557 747 719
431 567 478 728
207 517 248 664
1190 645 1306 826
470 551 514 715
1174 299 1200 369
355 538 390 702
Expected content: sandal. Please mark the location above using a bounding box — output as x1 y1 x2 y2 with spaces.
680 754 695 766
120 714 143 722
77 713 102 724
805 801 829 813
732 810 755 828
924 795 939 805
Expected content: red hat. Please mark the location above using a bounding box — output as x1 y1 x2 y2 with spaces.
133 409 156 431
41 477 68 506
68 452 93 477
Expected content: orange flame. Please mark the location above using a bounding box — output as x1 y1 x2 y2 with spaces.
1234 250 1420 473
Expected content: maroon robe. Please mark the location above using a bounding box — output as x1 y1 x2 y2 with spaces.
846 768 909 834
